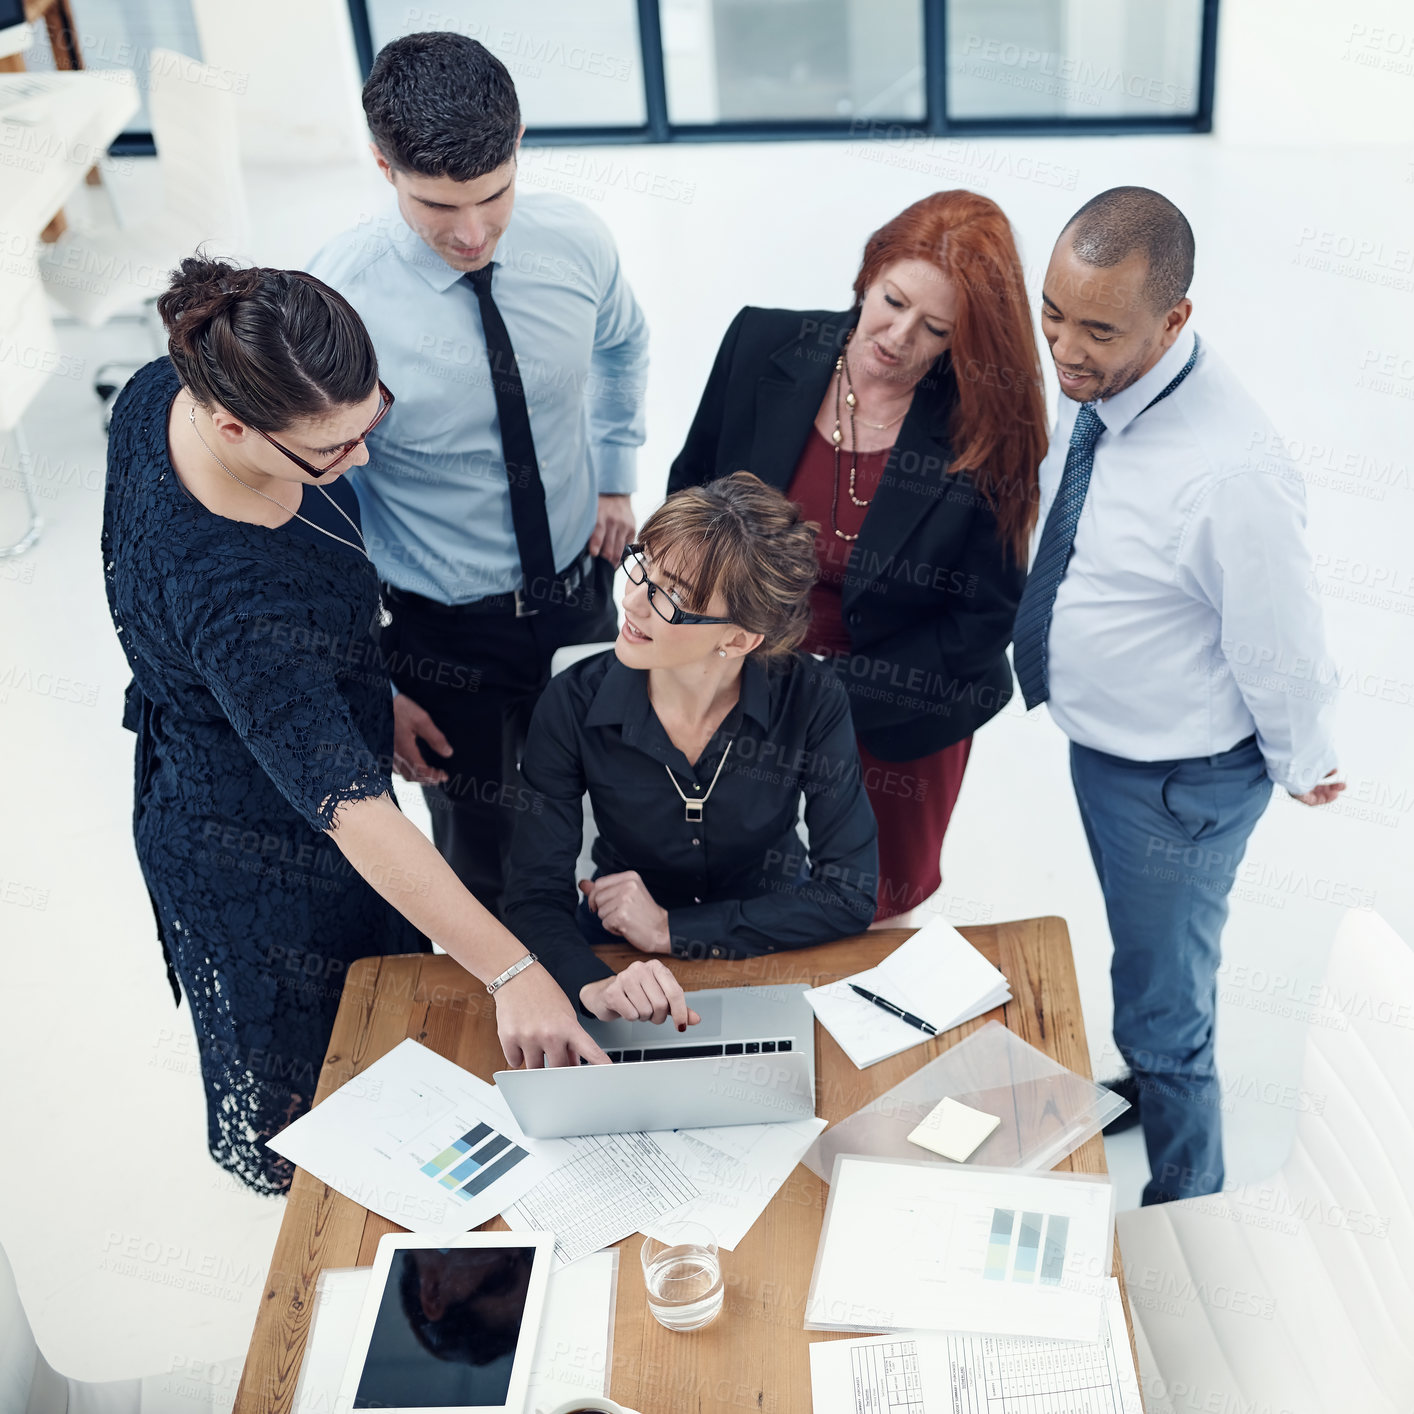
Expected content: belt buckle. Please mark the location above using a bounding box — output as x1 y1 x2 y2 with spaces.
514 587 539 618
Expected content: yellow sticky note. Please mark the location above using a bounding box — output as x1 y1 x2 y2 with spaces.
906 1097 1001 1162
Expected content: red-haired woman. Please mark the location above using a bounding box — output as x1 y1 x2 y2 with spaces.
669 191 1047 923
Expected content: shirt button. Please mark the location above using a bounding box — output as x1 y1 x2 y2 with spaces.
848 611 861 627
709 946 724 958
691 837 700 846
693 896 702 904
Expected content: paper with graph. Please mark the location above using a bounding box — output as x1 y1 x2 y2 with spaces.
807 1277 1142 1414
266 1038 554 1234
805 1157 1114 1341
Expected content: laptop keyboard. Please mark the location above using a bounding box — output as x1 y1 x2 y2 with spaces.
601 1037 794 1064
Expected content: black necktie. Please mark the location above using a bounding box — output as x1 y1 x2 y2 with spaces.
464 264 558 609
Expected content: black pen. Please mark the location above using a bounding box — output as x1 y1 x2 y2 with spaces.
849 983 938 1036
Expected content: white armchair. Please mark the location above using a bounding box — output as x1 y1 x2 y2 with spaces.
1117 909 1414 1414
0 1242 243 1412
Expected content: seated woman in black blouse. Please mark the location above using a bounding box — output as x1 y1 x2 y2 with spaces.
504 472 879 1025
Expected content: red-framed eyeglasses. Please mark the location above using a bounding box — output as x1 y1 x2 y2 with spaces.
255 380 395 477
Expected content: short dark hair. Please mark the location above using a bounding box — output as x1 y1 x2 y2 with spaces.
363 32 520 181
1060 186 1195 313
157 255 377 431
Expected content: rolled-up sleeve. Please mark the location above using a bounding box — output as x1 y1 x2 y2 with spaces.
667 672 878 957
586 233 648 497
1178 464 1339 795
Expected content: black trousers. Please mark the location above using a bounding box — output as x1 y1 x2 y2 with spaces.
377 556 617 918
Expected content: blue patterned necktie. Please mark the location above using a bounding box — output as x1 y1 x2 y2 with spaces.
1013 339 1200 709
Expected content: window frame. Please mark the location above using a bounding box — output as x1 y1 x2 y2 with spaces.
347 0 1219 144
111 0 1218 156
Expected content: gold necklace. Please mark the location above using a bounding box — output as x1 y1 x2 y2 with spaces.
828 336 915 540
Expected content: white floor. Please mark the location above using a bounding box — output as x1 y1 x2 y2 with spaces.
3 132 1413 1381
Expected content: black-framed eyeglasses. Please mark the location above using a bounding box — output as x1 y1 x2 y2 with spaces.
255 380 395 478
620 543 734 627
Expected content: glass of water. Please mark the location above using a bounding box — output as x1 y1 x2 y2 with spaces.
640 1222 723 1331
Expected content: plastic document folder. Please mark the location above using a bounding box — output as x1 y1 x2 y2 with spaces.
805 1156 1115 1342
802 1020 1129 1180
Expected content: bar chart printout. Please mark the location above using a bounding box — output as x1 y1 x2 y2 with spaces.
265 1038 550 1235
420 1120 530 1201
983 1208 1070 1285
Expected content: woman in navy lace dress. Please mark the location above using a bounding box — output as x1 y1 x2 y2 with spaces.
103 258 617 1195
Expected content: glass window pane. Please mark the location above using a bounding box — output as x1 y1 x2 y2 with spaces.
366 1 646 128
947 0 1202 120
22 0 202 134
663 0 924 125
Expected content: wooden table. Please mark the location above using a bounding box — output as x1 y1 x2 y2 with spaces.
235 917 1140 1413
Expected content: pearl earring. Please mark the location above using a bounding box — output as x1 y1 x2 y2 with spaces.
717 648 727 658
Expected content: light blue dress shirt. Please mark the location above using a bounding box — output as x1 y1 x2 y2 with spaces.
308 190 648 602
1037 326 1339 796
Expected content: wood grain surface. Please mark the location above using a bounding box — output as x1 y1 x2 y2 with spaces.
234 918 1142 1413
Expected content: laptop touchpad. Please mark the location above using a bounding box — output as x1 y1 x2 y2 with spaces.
586 993 723 1044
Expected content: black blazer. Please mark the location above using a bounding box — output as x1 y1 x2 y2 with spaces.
668 306 1025 761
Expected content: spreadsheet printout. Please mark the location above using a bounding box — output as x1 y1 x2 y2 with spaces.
503 1131 698 1266
808 1279 1142 1414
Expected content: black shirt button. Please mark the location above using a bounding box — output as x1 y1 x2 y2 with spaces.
848 611 861 626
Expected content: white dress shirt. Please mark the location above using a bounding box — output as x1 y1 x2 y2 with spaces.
308 191 648 603
1037 325 1338 795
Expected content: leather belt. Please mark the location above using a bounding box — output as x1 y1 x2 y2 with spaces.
381 551 596 620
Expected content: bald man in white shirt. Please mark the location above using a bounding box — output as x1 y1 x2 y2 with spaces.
1013 187 1343 1205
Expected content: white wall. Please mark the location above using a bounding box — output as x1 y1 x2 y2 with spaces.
190 0 367 163
1216 0 1414 144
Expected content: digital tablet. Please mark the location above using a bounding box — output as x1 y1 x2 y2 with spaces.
336 1230 554 1413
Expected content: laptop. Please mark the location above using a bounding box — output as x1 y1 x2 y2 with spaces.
494 984 817 1138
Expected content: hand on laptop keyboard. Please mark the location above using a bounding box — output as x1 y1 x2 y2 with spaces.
580 959 702 1031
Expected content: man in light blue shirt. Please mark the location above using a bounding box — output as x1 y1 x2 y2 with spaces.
309 33 647 917
1014 187 1343 1204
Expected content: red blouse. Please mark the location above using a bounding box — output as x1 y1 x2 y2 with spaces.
786 428 892 658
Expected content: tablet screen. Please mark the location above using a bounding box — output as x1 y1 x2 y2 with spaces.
353 1245 537 1410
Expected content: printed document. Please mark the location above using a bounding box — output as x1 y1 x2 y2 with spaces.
642 1115 828 1250
503 1131 699 1266
805 1157 1113 1341
265 1038 556 1235
807 1277 1142 1413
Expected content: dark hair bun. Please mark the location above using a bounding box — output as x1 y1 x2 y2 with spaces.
156 254 379 434
157 255 264 353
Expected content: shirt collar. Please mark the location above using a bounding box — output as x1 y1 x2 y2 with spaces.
584 654 774 739
1093 324 1197 436
386 210 467 293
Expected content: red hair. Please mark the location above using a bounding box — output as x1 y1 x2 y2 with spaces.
853 191 1047 561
